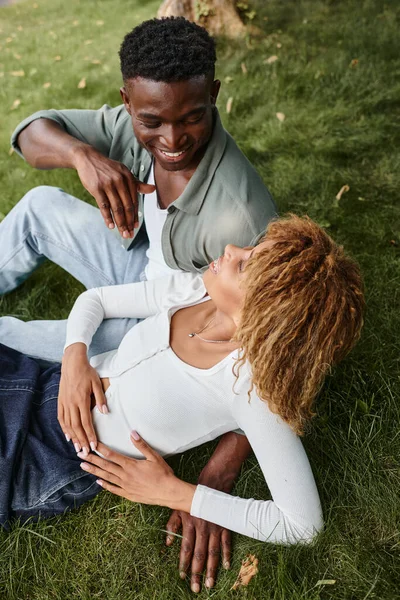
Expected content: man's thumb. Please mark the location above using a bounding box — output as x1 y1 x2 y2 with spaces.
138 182 156 194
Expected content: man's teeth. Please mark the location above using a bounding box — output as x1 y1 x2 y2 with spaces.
161 150 185 157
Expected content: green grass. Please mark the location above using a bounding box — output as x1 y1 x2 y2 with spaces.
1 0 400 598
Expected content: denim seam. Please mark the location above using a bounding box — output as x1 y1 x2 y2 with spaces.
1 228 116 286
0 230 32 270
22 474 98 510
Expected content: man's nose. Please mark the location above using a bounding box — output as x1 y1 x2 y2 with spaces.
160 125 187 150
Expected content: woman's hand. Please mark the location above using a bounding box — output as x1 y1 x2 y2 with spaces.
58 343 107 455
78 433 196 512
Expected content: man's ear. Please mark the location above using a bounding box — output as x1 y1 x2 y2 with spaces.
120 86 131 115
210 79 221 105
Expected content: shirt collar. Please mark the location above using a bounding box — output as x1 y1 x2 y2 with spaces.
170 108 228 216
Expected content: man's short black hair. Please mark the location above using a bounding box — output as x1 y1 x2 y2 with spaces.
119 17 216 82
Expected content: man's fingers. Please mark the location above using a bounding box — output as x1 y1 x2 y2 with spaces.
165 510 182 546
95 190 115 229
179 525 196 580
137 182 156 194
205 532 221 588
126 176 140 228
116 179 138 235
107 186 129 236
190 532 209 593
221 528 232 570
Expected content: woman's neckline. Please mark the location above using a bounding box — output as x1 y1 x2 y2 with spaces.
167 298 239 373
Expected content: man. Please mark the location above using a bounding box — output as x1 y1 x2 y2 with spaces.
0 17 276 592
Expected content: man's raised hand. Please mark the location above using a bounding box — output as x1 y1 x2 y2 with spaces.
74 147 155 238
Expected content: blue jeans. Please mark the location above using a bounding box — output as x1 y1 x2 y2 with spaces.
0 343 99 530
0 186 149 362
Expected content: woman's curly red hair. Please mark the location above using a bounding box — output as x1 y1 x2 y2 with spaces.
233 214 365 435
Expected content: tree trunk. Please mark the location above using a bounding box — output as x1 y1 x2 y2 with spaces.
157 0 247 38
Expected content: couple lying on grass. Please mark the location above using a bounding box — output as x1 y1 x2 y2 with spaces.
1 214 364 563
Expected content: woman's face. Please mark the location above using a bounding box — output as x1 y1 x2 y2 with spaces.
203 239 273 321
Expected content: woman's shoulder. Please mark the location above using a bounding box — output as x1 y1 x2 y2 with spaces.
147 272 206 309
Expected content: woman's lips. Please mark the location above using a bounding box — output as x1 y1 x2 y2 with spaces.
209 256 221 274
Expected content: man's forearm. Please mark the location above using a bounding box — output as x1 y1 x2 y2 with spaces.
18 118 93 170
198 432 252 493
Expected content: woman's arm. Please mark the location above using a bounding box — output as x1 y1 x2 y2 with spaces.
190 390 323 543
80 391 323 545
64 272 205 351
60 272 204 454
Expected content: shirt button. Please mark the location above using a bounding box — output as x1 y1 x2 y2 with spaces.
140 165 145 172
168 206 176 213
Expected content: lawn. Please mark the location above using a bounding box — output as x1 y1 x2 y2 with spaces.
0 0 399 598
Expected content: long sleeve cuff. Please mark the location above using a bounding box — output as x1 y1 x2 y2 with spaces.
190 484 322 544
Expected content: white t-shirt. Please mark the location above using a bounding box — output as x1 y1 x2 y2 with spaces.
144 163 177 281
65 273 323 544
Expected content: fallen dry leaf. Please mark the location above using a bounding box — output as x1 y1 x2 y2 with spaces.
77 77 86 89
264 55 278 64
33 3 38 8
350 58 359 68
389 240 398 247
10 98 21 110
73 19 79 26
84 39 93 45
315 579 336 586
13 53 21 59
276 42 282 48
0 72 4 78
276 112 286 122
96 20 104 26
231 554 259 590
224 75 233 84
241 62 247 74
17 25 23 31
6 37 13 43
9 147 15 156
226 97 233 114
91 59 101 65
10 70 25 77
336 184 350 201
43 82 51 88
54 55 61 61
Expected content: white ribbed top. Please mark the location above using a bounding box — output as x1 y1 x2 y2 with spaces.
65 272 323 543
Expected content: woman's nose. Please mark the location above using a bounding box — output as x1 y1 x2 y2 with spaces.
224 244 240 259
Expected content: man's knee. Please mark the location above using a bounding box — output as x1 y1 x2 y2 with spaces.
20 186 66 214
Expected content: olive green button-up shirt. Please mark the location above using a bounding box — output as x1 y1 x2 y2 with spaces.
11 104 277 273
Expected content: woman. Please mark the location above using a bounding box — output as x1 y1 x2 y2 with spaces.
0 215 364 546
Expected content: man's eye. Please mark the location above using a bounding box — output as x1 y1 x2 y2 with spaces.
186 113 205 125
141 122 161 129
